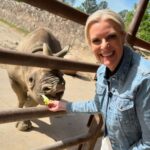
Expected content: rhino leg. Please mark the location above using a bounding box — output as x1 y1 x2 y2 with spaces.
16 100 38 131
15 101 37 131
9 77 34 131
15 120 32 131
16 101 38 131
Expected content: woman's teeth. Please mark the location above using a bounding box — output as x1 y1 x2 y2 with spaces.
101 51 113 57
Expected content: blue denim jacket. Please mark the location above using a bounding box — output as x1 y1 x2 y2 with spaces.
67 46 150 150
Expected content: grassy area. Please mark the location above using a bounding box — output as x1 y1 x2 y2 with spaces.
0 18 29 34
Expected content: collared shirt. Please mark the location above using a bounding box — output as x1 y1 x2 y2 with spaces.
67 46 150 150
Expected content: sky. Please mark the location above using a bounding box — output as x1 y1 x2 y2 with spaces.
74 0 139 12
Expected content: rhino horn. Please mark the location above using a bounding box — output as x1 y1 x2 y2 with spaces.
54 45 70 57
43 43 53 56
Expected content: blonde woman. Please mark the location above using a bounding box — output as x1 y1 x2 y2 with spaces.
48 9 150 150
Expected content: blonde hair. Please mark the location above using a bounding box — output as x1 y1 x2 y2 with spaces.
85 9 125 45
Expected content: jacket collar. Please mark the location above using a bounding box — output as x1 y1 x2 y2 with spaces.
115 46 133 81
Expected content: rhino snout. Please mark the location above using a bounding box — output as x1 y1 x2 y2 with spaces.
41 82 65 100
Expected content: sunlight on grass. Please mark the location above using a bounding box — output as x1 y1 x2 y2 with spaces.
0 18 29 34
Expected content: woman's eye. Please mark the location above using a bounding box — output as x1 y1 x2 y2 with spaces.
91 38 101 45
107 34 117 41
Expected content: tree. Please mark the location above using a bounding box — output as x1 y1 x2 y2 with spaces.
99 1 108 9
138 2 150 42
81 0 98 14
125 2 150 42
80 0 108 14
118 9 128 20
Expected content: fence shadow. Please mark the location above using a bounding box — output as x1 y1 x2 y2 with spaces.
31 113 90 141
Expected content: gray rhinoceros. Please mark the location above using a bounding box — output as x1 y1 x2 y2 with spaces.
6 28 67 131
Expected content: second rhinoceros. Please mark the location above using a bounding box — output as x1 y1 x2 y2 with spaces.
6 28 68 131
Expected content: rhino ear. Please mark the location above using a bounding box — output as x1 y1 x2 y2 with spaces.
54 45 70 57
43 43 53 56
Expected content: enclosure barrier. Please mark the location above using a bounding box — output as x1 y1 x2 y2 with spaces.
0 47 99 72
22 0 88 25
0 106 103 150
22 0 150 51
0 0 150 149
126 0 150 49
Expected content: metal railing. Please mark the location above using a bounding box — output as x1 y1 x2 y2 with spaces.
22 0 150 51
0 106 103 150
0 0 149 149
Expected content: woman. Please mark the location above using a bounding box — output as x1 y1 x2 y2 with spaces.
48 9 150 150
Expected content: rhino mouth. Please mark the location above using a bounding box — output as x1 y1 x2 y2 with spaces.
45 91 64 101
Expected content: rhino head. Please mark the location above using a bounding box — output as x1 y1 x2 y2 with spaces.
14 28 69 106
24 43 67 105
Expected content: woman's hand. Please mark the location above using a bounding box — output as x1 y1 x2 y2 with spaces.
48 100 67 112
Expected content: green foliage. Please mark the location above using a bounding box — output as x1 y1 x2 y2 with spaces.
138 3 150 42
77 0 108 14
118 9 128 20
76 6 85 12
81 0 98 14
99 1 108 10
125 2 150 42
0 18 29 34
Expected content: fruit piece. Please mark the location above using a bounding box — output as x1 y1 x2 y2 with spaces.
41 95 53 105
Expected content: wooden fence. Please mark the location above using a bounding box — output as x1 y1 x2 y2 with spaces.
0 0 149 149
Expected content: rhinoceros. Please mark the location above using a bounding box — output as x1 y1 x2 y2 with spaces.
6 28 68 131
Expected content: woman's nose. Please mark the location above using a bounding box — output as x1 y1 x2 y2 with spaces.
101 39 109 50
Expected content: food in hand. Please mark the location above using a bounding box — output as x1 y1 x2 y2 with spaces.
41 95 53 105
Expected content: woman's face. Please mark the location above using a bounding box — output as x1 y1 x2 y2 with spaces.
89 19 125 71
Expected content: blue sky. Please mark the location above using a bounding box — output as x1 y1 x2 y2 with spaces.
74 0 139 12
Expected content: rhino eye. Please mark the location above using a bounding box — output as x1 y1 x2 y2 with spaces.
29 77 33 83
28 76 35 88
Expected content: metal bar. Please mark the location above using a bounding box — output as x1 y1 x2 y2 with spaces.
0 48 99 72
35 133 92 150
133 37 150 51
127 0 149 42
0 107 103 150
0 106 66 124
134 46 150 54
22 0 88 25
79 115 103 150
21 0 149 53
35 115 103 150
126 34 150 51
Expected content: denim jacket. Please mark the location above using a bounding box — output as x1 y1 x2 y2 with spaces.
67 46 150 150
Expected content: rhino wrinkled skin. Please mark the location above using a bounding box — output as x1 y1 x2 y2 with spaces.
6 28 67 131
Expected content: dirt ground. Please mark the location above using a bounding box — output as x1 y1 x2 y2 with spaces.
0 21 112 150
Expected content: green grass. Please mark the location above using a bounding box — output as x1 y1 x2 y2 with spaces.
0 18 29 34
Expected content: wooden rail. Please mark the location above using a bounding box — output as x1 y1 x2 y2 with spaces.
22 0 88 25
0 106 103 150
126 0 150 50
0 47 99 72
35 115 103 150
0 0 149 150
21 0 150 51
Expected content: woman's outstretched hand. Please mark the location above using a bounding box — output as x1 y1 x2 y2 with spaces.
47 100 67 112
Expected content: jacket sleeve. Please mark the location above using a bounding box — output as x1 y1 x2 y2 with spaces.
66 66 105 114
66 94 100 113
129 75 150 150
